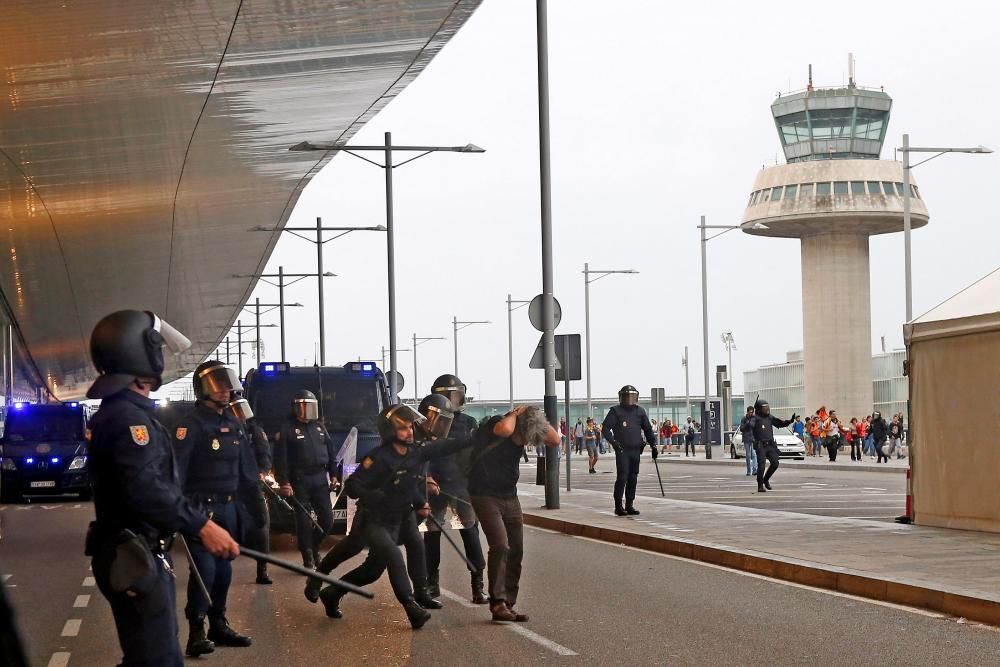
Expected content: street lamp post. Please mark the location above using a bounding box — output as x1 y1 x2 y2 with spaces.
289 134 484 404
898 135 992 321
215 300 303 367
412 334 446 401
380 346 411 375
452 317 490 378
251 221 384 367
583 263 638 417
698 217 766 459
682 345 690 420
228 320 276 377
234 266 334 361
506 295 531 411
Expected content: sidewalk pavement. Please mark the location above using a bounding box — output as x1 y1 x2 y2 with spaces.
517 482 1000 626
658 452 908 474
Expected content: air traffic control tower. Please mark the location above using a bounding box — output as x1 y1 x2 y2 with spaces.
741 73 929 419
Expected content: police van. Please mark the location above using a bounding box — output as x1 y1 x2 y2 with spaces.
0 402 92 503
243 361 393 534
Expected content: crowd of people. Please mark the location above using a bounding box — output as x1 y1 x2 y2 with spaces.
800 406 907 463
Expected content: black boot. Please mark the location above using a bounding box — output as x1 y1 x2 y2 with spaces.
403 599 432 629
757 484 767 492
301 549 315 570
319 585 345 619
207 615 252 647
471 570 489 605
185 619 215 657
255 561 272 585
764 480 772 490
304 575 322 603
614 502 627 516
427 570 441 598
625 505 640 515
414 582 443 610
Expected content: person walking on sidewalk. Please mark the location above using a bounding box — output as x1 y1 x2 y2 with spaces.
739 406 757 477
584 418 600 474
871 411 890 463
683 417 697 456
574 418 585 455
602 386 659 516
750 398 796 492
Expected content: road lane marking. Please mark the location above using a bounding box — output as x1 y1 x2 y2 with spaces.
47 653 70 667
61 619 82 637
439 588 577 656
82 576 95 587
73 594 90 608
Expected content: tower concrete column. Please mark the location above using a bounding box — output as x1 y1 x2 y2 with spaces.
800 231 873 419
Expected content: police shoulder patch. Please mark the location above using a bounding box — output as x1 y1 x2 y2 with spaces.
130 425 150 446
175 427 188 441
361 456 374 469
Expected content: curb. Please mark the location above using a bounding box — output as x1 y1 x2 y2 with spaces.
522 512 1000 627
659 456 907 474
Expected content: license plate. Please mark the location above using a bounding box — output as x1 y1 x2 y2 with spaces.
30 480 56 488
333 509 347 520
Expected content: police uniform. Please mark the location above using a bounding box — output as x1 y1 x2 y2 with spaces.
319 432 470 626
173 402 262 647
602 391 657 515
425 410 487 601
89 389 207 667
750 399 794 492
273 414 338 564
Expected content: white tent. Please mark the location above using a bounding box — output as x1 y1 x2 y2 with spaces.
904 266 1000 532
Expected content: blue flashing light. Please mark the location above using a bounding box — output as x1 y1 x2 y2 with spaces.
154 400 163 407
69 402 79 408
14 402 26 410
260 361 289 375
25 457 34 464
348 362 377 378
51 457 60 464
343 463 359 478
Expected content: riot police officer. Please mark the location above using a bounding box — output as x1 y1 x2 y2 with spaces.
750 398 796 492
424 374 488 604
273 390 338 568
318 403 469 629
229 394 274 585
86 310 239 667
173 361 263 656
601 385 658 516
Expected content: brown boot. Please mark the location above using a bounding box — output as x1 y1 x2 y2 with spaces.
490 600 517 621
506 603 529 622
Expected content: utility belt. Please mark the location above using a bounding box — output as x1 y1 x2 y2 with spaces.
291 464 328 479
187 492 236 505
757 439 776 446
85 521 174 557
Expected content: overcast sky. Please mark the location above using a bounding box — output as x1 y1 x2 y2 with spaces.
173 0 1000 402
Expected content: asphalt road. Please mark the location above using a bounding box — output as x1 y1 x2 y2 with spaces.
533 454 905 520
3 498 998 666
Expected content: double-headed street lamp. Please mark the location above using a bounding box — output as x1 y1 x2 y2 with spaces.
452 317 490 378
225 320 277 377
506 295 531 411
251 220 384 367
698 217 767 458
380 346 411 375
215 299 304 369
583 263 637 417
233 266 335 361
289 132 485 404
898 135 991 321
412 334 446 401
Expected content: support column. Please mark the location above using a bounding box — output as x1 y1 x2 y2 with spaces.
800 232 874 420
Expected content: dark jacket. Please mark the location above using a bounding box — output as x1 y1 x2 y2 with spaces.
273 417 338 484
601 405 656 451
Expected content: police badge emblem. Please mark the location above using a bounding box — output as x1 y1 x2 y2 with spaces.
175 427 187 440
130 425 150 446
211 439 221 451
622 421 628 427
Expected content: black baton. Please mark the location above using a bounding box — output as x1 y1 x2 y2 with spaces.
652 455 665 497
425 513 478 572
238 547 373 599
260 481 294 513
287 493 326 534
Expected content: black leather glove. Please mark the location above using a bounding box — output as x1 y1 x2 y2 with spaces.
611 441 623 454
650 446 658 459
789 413 798 422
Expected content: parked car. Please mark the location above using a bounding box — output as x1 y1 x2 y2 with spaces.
730 428 806 460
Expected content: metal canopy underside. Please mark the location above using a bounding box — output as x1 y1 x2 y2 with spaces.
0 0 481 400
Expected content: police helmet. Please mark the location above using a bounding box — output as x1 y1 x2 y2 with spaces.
228 395 254 423
193 360 242 401
872 411 881 420
754 398 770 417
377 404 426 444
417 393 455 441
431 374 467 411
618 385 639 407
87 310 191 399
292 390 319 422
